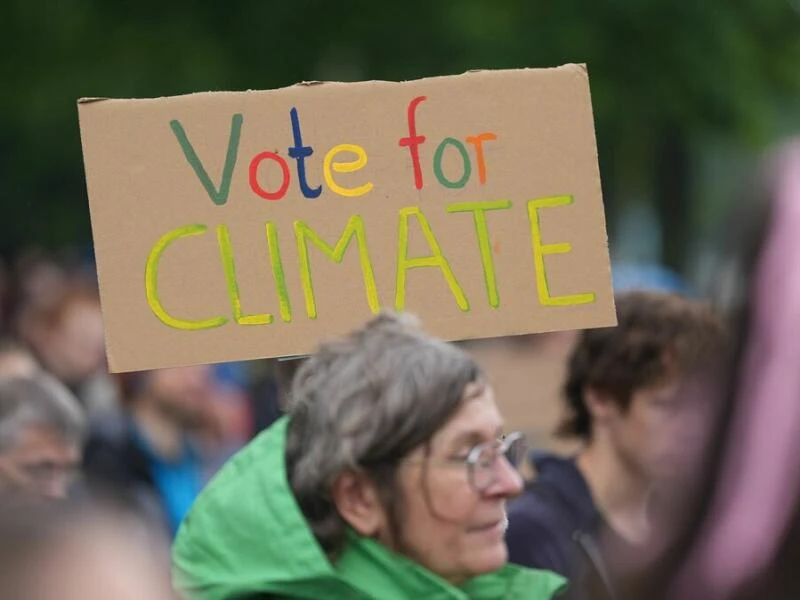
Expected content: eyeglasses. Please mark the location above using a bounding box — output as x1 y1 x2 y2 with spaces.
18 461 82 486
447 432 527 494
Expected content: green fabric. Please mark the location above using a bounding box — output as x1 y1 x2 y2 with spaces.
173 417 567 600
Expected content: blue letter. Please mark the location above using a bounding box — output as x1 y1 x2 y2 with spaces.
288 107 322 199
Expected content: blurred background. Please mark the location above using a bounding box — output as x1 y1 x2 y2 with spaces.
1 0 800 529
0 3 799 598
4 2 800 271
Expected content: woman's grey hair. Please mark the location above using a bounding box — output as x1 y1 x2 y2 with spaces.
285 311 484 557
0 374 87 452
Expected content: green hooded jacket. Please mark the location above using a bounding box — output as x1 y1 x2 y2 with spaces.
173 417 567 600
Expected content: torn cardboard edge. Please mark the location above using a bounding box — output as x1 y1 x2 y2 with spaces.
77 63 588 106
276 355 310 362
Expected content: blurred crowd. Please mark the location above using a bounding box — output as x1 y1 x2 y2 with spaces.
0 246 296 508
2 140 800 598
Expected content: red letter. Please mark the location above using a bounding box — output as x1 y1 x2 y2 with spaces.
398 96 427 190
249 151 291 201
465 132 497 184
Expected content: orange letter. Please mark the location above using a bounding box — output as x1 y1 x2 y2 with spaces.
465 132 497 184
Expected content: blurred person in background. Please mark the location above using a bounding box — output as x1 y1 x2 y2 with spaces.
0 374 86 503
589 138 800 600
505 291 727 599
0 336 39 377
7 251 69 322
83 364 226 539
173 312 567 600
247 356 308 435
19 283 119 417
0 500 177 600
210 361 256 450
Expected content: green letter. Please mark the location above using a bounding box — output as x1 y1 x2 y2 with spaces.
395 206 469 311
170 114 243 206
294 216 379 319
447 200 512 308
527 195 596 306
217 225 273 325
433 137 471 189
266 222 292 323
145 225 228 330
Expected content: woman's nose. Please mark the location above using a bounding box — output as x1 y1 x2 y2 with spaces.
487 455 524 498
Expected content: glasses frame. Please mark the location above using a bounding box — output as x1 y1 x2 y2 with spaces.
461 431 526 494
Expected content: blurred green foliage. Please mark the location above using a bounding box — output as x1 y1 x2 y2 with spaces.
1 0 799 270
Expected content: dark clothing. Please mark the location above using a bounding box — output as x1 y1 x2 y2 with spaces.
506 451 620 600
248 376 284 435
82 416 202 538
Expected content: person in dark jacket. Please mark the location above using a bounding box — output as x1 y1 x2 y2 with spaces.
505 291 728 599
83 365 221 538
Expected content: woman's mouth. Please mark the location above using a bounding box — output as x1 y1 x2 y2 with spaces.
470 518 506 536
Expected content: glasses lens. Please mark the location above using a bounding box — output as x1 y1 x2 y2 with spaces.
504 434 527 469
470 444 496 492
468 434 528 493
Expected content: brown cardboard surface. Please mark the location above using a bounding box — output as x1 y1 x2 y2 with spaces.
463 333 581 454
78 64 616 373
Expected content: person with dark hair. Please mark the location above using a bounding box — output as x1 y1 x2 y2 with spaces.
173 312 566 600
598 138 800 600
505 291 727 598
0 374 86 503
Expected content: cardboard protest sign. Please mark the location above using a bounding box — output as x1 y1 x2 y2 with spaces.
78 63 616 373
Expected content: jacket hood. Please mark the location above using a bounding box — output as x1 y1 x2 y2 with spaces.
173 417 567 600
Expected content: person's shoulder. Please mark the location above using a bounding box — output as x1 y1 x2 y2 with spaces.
505 452 594 575
509 479 564 519
507 464 580 534
510 450 595 527
507 485 565 556
506 501 571 576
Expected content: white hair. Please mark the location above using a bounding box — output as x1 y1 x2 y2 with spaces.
0 374 86 451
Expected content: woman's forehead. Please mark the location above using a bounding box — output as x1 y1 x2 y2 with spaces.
436 386 503 442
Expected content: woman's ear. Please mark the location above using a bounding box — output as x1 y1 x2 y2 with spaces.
331 471 386 538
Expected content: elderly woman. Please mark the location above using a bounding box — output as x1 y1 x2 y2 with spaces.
173 313 567 599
